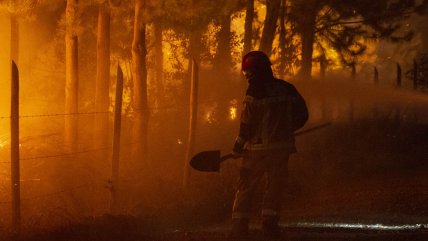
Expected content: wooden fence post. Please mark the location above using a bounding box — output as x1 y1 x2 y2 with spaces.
64 33 79 153
11 61 21 233
349 63 356 121
320 54 326 80
110 65 124 213
396 63 402 88
374 66 379 85
395 63 402 125
372 66 379 118
320 56 327 119
413 59 418 90
183 59 198 188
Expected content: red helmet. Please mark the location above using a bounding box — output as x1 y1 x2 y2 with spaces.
241 51 272 71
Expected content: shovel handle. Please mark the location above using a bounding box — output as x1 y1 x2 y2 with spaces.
217 123 331 166
220 153 235 163
294 122 331 137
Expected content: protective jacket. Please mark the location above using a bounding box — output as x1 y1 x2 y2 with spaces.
236 78 308 153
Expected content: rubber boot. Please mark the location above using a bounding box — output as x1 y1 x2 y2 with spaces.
261 215 281 239
228 218 249 240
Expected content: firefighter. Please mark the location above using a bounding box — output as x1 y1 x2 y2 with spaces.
229 51 308 239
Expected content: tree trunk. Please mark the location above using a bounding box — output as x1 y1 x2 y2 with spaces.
213 14 234 121
132 0 149 166
278 0 287 77
153 21 164 98
65 0 79 153
298 1 317 79
189 27 202 65
299 16 315 79
259 0 281 57
243 0 254 56
10 13 19 63
187 27 202 98
214 14 232 74
95 1 111 153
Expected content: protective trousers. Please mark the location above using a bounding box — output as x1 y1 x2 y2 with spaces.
232 149 289 220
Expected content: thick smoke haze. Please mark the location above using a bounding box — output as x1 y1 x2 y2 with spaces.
0 1 427 240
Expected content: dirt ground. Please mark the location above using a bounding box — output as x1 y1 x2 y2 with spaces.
8 166 428 241
3 121 428 241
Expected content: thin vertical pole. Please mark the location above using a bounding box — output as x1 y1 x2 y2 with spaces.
413 60 418 90
351 63 356 81
11 61 20 233
396 63 402 88
395 63 402 124
349 63 356 121
412 60 418 121
320 55 326 80
110 65 123 213
320 55 327 119
183 59 198 188
374 66 379 85
65 34 79 153
373 66 379 118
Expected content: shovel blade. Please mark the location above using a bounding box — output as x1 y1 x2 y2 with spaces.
190 150 221 172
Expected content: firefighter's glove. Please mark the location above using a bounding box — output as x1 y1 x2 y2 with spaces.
232 136 246 158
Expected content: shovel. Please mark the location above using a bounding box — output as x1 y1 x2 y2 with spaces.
190 122 331 172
